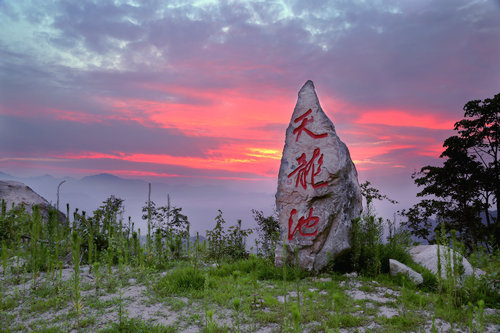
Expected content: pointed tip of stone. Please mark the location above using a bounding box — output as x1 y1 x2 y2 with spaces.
297 80 318 103
300 80 315 92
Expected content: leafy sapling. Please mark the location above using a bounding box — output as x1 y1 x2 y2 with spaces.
71 231 82 317
1 240 8 277
233 296 241 333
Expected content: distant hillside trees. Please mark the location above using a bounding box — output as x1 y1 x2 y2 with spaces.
141 195 189 239
402 93 499 252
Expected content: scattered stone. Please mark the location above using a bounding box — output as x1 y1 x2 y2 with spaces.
9 256 26 269
306 288 328 296
345 272 358 278
275 80 363 271
378 306 399 318
277 291 298 303
311 277 332 282
346 289 394 304
389 259 423 285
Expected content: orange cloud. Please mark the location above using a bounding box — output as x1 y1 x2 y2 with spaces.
356 110 455 130
56 142 282 178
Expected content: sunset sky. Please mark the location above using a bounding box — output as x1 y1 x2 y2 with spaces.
1 0 500 227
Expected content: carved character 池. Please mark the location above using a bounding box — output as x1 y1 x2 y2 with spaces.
288 207 320 240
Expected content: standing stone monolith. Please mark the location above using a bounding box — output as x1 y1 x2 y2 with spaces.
275 80 362 271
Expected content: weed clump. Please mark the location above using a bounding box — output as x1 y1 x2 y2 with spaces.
155 266 207 296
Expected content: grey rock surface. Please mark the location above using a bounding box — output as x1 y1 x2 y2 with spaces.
410 244 484 279
275 80 362 271
0 180 66 222
389 259 423 285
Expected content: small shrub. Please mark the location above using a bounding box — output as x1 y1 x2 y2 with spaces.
209 256 307 281
347 182 401 276
206 210 252 263
0 295 17 311
350 214 383 276
252 209 280 260
155 266 207 296
420 268 438 291
380 230 413 272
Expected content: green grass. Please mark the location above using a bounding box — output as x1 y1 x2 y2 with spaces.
155 266 207 297
0 256 499 332
100 317 178 332
0 295 18 311
375 312 424 331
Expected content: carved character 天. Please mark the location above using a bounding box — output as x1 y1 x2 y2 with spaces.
292 109 328 142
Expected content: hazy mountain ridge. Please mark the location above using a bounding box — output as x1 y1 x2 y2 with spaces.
0 171 275 241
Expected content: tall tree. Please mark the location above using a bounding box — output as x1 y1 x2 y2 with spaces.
456 94 499 245
402 93 499 251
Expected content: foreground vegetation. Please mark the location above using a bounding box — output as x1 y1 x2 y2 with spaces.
0 193 499 332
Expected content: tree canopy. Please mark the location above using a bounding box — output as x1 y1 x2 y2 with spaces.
402 93 499 252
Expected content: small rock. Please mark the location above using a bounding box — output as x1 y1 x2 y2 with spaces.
410 245 482 279
389 259 423 285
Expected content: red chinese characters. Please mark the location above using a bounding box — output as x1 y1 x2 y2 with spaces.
292 109 328 142
287 108 329 241
288 207 320 240
287 148 328 190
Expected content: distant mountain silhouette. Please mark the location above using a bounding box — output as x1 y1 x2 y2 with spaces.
80 173 147 187
0 170 274 243
81 173 122 182
0 171 16 180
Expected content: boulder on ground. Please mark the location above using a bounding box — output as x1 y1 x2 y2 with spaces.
389 259 423 285
410 244 484 279
275 80 362 271
0 180 66 223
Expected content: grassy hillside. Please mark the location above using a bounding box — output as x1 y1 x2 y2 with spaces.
0 199 499 332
